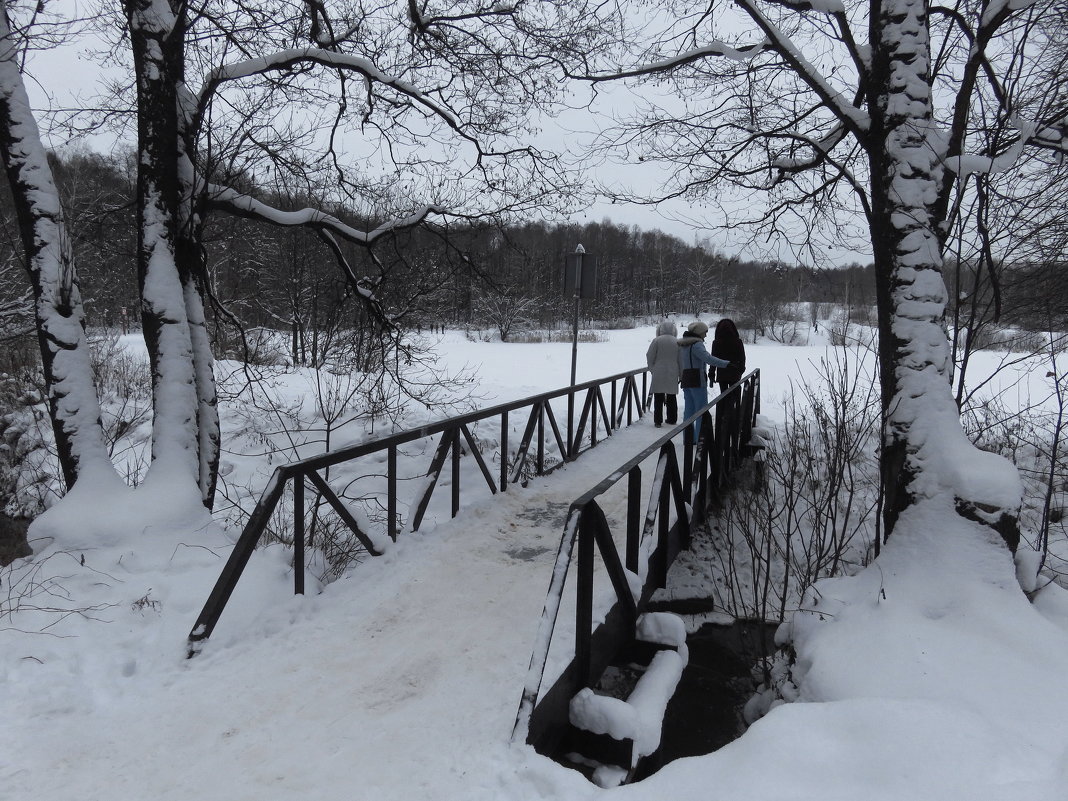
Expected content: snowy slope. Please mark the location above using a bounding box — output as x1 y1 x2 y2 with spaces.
3 324 1068 800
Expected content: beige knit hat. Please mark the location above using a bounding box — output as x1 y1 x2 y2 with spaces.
687 321 709 338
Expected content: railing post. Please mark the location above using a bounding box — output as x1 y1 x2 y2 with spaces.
610 380 618 432
451 427 461 517
707 417 721 495
500 410 509 491
388 445 398 541
627 467 641 573
567 389 575 459
683 430 694 497
627 376 634 426
293 472 305 595
537 401 545 474
657 468 670 588
591 388 599 447
576 508 594 687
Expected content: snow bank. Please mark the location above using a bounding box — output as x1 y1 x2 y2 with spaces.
612 496 1068 800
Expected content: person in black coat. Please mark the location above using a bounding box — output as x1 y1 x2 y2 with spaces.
708 318 745 392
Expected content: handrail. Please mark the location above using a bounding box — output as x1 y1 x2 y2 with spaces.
187 367 651 654
512 370 760 753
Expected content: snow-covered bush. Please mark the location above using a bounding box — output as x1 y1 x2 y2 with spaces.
0 343 58 518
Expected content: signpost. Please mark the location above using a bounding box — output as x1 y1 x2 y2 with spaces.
565 244 597 457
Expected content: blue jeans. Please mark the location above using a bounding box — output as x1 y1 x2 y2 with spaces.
682 386 708 440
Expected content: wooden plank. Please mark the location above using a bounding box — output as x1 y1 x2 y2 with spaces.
460 422 498 495
509 404 541 485
304 469 385 556
408 429 455 531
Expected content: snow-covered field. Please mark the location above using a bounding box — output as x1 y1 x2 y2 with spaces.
3 323 1068 800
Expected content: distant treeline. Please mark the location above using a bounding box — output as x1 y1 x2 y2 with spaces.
1 150 1062 363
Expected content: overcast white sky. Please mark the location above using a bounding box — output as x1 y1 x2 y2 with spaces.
20 14 872 268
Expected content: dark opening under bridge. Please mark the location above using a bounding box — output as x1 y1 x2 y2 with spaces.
187 367 762 784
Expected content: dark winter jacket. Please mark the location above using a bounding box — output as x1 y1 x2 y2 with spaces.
709 320 746 386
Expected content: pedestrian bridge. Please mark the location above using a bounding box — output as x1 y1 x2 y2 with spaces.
188 368 762 785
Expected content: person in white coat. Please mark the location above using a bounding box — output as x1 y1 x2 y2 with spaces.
646 320 680 427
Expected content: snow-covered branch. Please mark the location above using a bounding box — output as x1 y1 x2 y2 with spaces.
204 183 445 246
944 119 1035 176
760 0 847 14
195 47 462 134
570 41 767 82
772 123 850 171
734 0 870 136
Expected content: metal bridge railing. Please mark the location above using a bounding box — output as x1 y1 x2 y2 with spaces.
512 370 760 753
187 367 651 655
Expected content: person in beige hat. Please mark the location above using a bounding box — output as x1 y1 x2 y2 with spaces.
678 320 732 440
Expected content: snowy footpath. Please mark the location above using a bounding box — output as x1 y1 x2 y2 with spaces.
0 421 668 801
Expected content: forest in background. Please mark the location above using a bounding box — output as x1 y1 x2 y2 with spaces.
0 149 878 360
3 149 1065 378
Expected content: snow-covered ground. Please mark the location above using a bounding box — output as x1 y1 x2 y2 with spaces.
3 323 1068 800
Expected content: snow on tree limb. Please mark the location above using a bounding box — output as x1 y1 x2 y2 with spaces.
205 183 445 245
761 0 848 14
572 41 766 82
944 119 1035 176
196 47 462 132
734 0 870 135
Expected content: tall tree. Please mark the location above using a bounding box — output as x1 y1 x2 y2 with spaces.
0 4 121 493
574 0 1068 543
5 0 593 512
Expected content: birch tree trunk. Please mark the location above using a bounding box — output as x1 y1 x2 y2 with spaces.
177 58 220 508
0 10 118 491
177 202 221 508
125 0 204 490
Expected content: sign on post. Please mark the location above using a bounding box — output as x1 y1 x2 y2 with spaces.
564 250 598 300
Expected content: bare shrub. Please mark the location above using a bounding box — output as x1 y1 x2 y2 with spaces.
764 316 804 345
966 326 1047 354
960 344 1068 588
215 325 290 366
707 346 881 622
87 334 152 483
216 332 479 580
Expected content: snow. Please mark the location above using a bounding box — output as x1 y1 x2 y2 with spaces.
569 643 687 766
4 324 1068 799
207 184 444 245
200 48 460 129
